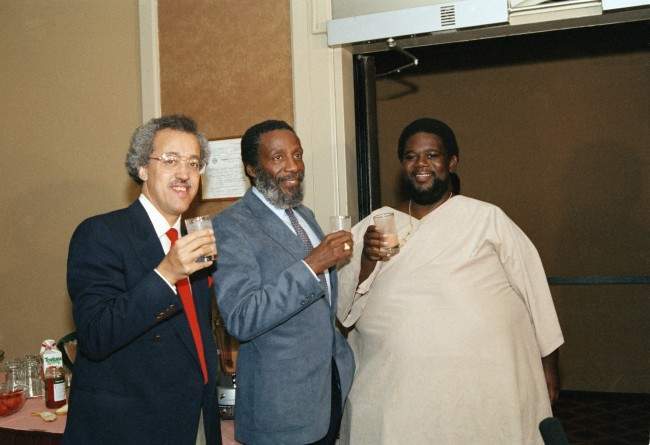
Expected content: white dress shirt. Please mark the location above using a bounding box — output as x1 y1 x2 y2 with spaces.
138 194 180 293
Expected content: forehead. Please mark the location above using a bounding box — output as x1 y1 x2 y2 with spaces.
404 132 446 154
259 129 301 155
152 129 200 156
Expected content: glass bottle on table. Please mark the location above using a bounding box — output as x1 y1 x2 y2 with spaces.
41 338 66 408
44 363 66 409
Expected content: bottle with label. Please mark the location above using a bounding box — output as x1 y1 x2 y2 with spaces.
44 365 66 409
40 339 66 409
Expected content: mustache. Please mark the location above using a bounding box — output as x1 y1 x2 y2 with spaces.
170 179 192 188
254 166 304 209
278 172 304 182
410 170 438 179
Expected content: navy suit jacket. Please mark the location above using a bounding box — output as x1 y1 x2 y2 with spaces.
63 200 220 445
213 189 355 445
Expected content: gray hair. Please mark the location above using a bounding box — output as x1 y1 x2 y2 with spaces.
125 114 209 184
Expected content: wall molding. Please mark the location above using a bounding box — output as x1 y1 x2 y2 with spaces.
138 0 161 122
290 0 357 224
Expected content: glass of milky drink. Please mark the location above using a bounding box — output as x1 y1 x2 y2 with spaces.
184 215 217 262
373 212 400 256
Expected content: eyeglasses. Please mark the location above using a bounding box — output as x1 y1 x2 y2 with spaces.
149 152 206 174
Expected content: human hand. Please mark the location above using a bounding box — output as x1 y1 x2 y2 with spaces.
304 231 353 274
156 229 216 283
362 225 392 262
542 350 560 405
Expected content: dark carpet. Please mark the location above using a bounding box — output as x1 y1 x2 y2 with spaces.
554 390 650 445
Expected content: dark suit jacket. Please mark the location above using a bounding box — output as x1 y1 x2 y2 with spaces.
212 189 355 445
63 200 221 445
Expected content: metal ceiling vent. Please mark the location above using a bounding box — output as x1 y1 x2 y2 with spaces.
440 5 456 27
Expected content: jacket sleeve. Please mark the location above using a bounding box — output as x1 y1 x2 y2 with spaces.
212 215 325 342
67 217 179 360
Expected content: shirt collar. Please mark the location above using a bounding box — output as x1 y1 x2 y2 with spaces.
251 186 294 220
138 194 181 238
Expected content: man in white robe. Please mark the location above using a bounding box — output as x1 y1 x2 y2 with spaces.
337 118 564 444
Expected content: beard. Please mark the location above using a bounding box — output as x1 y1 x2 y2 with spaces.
401 171 450 205
254 166 304 209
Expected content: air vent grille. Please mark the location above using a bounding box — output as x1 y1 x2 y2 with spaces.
440 5 456 27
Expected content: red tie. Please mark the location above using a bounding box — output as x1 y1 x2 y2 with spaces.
166 228 208 384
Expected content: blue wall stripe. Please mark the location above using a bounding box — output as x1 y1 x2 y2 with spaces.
547 276 650 285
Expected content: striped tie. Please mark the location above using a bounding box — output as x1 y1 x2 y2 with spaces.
285 208 329 301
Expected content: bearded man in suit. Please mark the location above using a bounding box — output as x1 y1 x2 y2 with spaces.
212 120 355 445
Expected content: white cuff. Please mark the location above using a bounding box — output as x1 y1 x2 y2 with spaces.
154 268 177 294
301 260 320 281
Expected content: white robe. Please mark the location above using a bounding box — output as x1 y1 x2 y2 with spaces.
337 196 564 445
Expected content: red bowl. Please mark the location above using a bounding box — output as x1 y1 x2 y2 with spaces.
0 387 26 417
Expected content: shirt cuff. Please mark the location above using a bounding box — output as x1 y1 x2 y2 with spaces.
356 260 383 294
301 260 320 281
154 268 177 294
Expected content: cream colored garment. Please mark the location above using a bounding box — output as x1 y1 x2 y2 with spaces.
337 196 564 445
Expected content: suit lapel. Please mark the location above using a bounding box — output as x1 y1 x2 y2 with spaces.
125 201 202 369
242 189 307 261
126 201 165 272
242 190 339 314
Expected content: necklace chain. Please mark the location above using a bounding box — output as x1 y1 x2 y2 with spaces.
403 192 454 245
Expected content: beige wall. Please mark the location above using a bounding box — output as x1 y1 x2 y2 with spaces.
0 1 142 360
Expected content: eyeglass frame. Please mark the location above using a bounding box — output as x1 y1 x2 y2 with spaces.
148 152 207 174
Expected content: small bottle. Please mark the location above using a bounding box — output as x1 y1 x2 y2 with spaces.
44 365 66 409
40 339 66 409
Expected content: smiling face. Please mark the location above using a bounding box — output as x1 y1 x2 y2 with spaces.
246 129 305 208
401 131 458 205
139 129 201 224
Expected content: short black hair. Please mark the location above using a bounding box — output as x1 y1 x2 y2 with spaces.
397 117 461 194
241 120 295 170
397 117 459 161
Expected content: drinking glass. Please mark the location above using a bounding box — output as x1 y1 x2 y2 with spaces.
0 350 4 385
24 356 43 398
184 215 217 262
5 359 26 392
373 212 400 255
329 215 351 232
330 215 352 251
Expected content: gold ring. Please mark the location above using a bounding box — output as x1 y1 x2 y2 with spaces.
343 242 350 251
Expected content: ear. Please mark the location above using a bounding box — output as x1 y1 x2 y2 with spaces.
138 166 148 182
244 164 257 179
448 155 459 172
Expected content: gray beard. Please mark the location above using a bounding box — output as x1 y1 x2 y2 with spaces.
254 166 304 209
